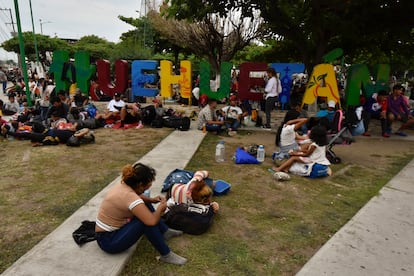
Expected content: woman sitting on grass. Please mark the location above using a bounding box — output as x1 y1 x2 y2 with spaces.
272 125 331 174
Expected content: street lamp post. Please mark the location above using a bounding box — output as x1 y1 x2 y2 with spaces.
39 19 52 34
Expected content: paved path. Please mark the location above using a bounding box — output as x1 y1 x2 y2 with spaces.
297 158 414 276
1 127 206 276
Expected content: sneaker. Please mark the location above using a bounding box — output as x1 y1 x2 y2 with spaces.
362 132 371 137
135 122 144 129
262 125 271 129
395 131 407 137
158 251 187 265
163 228 183 240
273 172 290 181
228 130 237 136
382 132 390 138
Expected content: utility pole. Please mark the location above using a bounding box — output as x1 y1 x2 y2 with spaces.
29 0 39 63
0 7 20 68
13 0 32 106
0 8 16 34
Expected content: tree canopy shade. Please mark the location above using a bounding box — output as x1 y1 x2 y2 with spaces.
165 0 414 73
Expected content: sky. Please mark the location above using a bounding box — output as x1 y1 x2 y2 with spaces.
0 0 158 61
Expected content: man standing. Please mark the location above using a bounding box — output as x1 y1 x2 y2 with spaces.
0 67 8 94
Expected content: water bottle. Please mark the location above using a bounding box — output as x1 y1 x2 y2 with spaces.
215 140 225 162
143 189 151 197
257 145 265 162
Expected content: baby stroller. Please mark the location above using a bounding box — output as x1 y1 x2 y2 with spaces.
325 109 353 164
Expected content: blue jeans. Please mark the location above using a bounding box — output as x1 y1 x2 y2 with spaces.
2 81 7 93
95 204 170 255
206 123 223 133
225 119 241 131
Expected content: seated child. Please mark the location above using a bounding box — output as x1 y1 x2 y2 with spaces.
272 125 331 175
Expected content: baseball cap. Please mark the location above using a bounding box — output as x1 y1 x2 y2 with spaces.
114 92 121 97
230 95 238 101
328 100 336 108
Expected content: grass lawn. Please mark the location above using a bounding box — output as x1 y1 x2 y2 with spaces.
121 131 414 275
1 123 413 275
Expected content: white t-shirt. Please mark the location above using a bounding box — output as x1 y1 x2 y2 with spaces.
222 105 242 120
307 143 330 165
280 124 296 147
264 76 282 99
107 99 125 112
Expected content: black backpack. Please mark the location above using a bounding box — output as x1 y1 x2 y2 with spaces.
163 203 214 235
162 116 191 131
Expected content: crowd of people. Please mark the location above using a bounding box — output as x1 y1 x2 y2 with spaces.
1 65 413 267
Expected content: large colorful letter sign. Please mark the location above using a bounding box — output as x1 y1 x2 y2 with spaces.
302 64 340 107
49 50 95 94
49 50 71 92
199 60 232 100
238 62 268 101
160 60 192 99
131 60 159 100
74 51 96 94
344 64 390 106
96 59 129 97
270 63 305 109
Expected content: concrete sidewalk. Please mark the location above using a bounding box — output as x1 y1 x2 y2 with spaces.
1 126 206 276
297 158 414 276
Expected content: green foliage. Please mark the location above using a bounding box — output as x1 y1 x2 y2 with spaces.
74 35 116 62
1 32 71 63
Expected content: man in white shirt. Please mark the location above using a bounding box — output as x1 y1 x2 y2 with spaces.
221 95 245 135
96 92 125 120
263 67 282 129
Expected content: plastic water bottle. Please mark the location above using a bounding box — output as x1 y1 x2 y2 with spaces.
143 189 150 197
215 141 225 162
257 145 265 162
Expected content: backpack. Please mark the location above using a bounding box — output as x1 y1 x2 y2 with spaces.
72 220 96 246
141 105 156 125
163 203 214 235
162 116 191 131
150 115 164 128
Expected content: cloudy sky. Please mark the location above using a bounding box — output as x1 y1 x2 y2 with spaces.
1 0 158 60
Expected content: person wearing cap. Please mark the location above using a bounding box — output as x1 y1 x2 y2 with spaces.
96 93 126 121
70 88 89 110
315 100 336 125
363 90 390 137
221 95 245 136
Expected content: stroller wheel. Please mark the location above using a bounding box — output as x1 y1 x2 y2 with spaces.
333 157 341 164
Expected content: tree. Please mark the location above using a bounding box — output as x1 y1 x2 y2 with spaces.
1 32 71 64
74 35 115 63
150 2 263 74
166 0 414 73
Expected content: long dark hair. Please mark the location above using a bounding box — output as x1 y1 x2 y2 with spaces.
122 163 156 189
275 109 300 146
309 125 328 146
